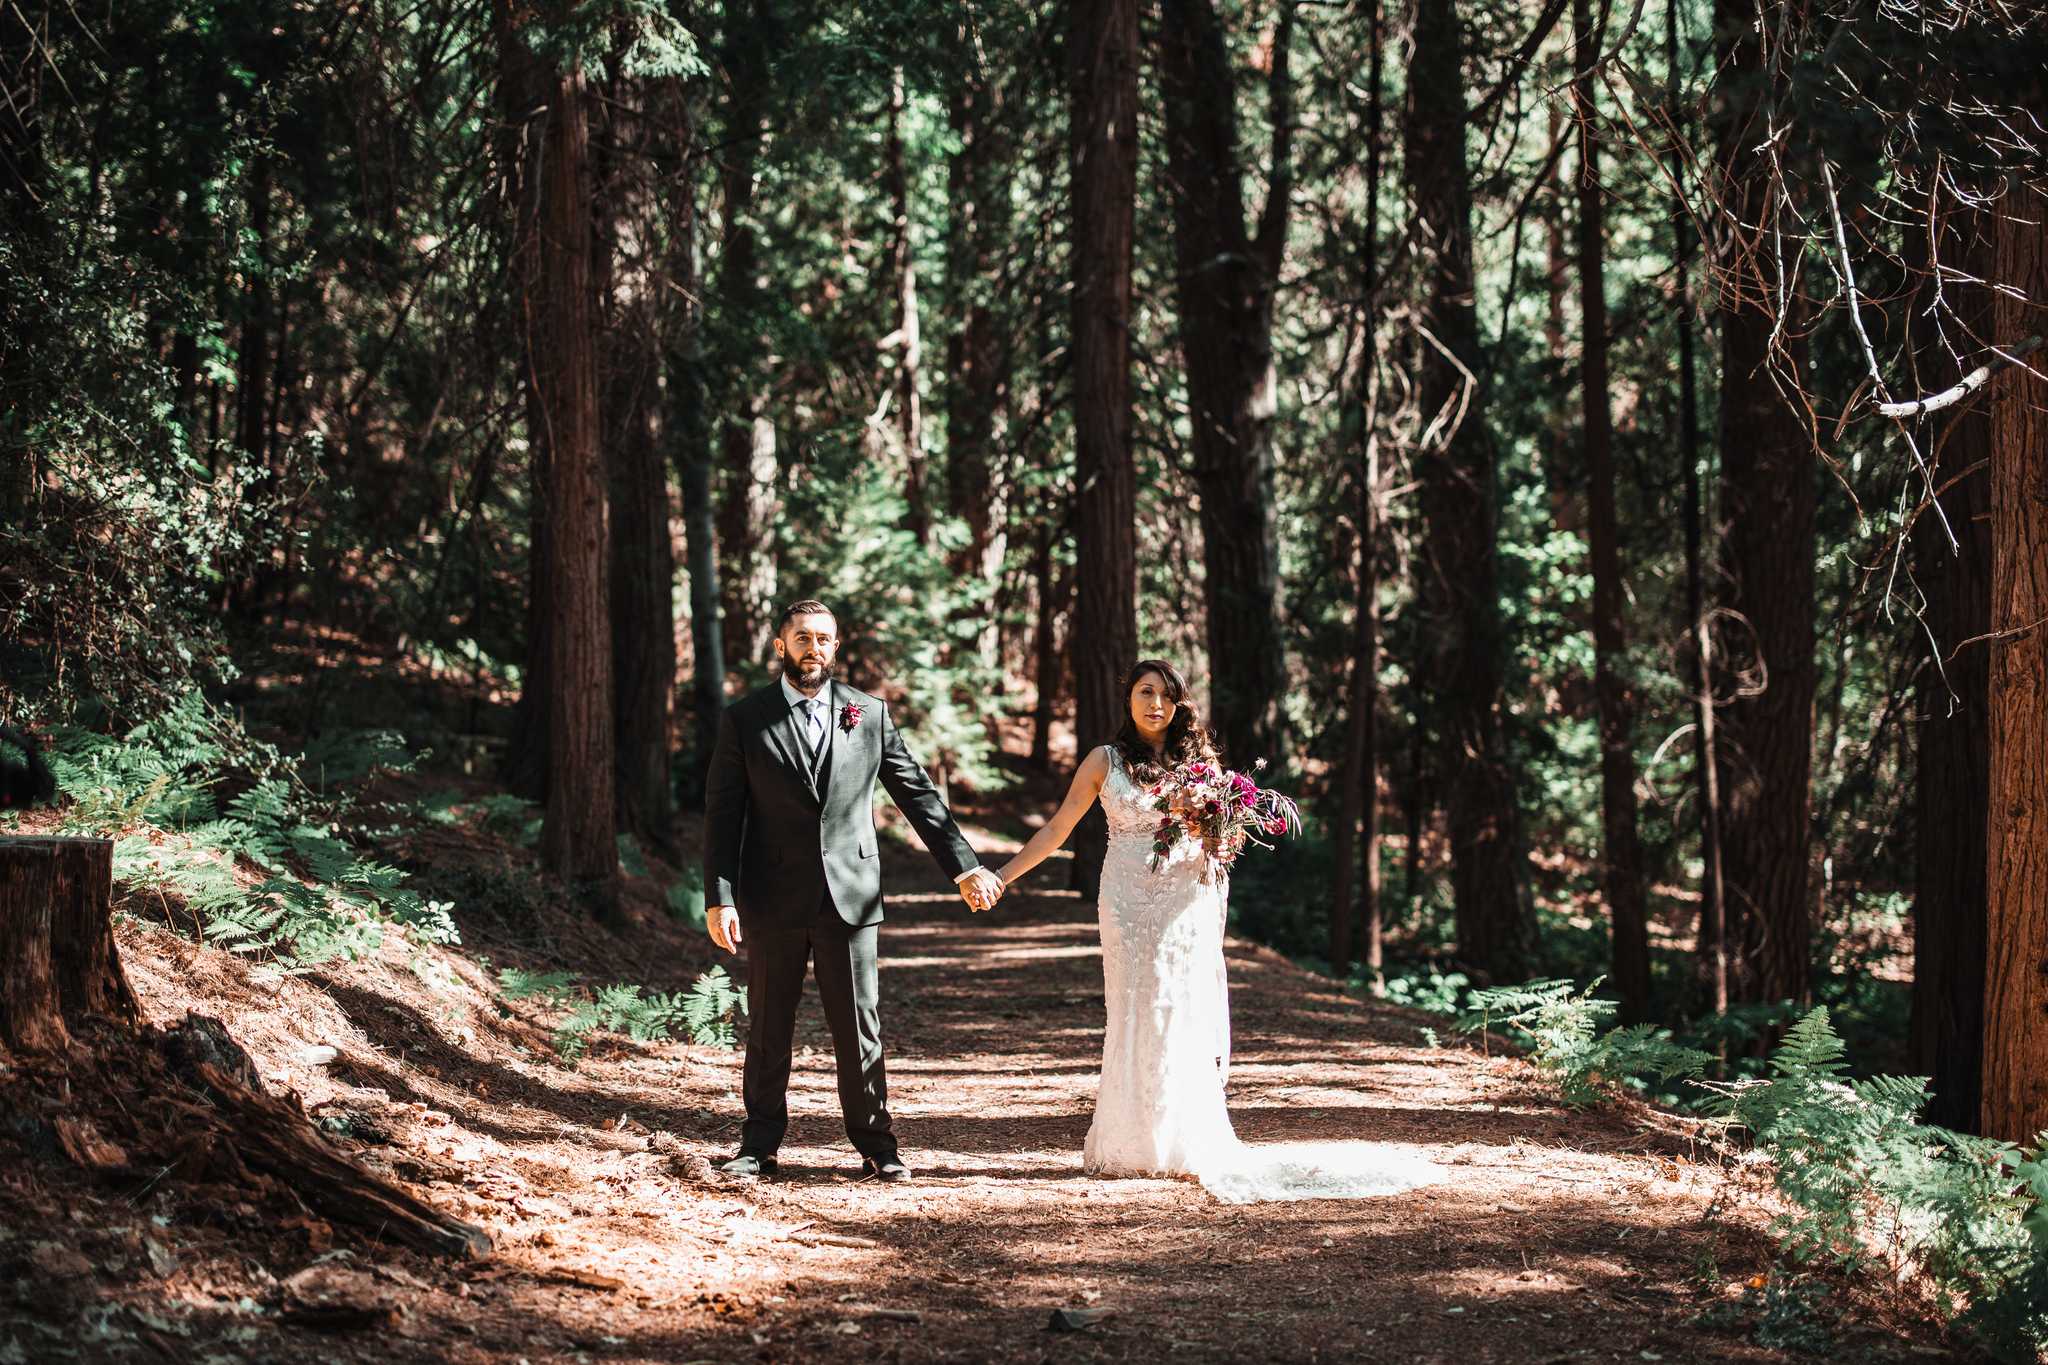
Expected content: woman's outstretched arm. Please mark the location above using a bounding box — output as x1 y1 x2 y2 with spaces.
995 745 1114 889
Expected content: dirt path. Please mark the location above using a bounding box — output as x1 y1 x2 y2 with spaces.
0 823 1960 1363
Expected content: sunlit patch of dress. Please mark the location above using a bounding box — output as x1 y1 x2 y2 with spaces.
1083 745 1440 1203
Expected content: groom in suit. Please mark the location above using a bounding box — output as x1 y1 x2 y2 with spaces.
703 599 1005 1182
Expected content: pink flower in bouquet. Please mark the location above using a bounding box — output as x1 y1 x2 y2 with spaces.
1146 758 1303 878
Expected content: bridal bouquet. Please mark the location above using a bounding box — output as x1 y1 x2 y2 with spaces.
1147 759 1302 879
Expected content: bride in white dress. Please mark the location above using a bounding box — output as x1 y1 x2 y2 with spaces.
994 660 1438 1203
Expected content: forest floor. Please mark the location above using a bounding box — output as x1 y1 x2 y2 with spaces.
0 776 1978 1363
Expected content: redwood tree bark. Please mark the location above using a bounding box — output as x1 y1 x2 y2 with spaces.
1030 521 1071 774
1572 0 1649 1022
1909 207 1993 1134
659 82 725 807
503 14 618 911
1670 0 1727 1019
596 74 676 851
711 0 781 666
945 28 1010 586
1153 0 1291 769
0 840 65 1052
1067 0 1141 897
1980 187 2048 1144
1403 0 1531 982
496 4 555 801
1332 0 1386 984
881 67 928 545
1710 0 1816 1008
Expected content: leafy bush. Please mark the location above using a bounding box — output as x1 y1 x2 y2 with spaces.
1700 1009 2048 1363
1458 977 1711 1106
666 867 707 930
501 965 747 1063
1376 965 1470 1016
47 692 456 969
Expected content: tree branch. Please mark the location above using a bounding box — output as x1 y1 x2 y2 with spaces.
1875 335 2045 418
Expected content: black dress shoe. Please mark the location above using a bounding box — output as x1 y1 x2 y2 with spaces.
721 1151 779 1177
862 1155 911 1182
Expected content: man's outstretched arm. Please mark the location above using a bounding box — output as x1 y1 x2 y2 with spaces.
873 703 1001 909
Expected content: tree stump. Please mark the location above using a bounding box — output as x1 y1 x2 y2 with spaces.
10 836 138 1027
0 839 69 1052
1 837 492 1259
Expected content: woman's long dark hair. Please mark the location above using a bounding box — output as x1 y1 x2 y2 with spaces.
1110 660 1220 785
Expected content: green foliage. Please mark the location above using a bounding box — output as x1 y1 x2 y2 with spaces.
1460 978 1711 1106
51 692 456 969
497 967 578 1008
666 866 707 930
527 967 747 1064
472 793 543 849
1700 1008 2048 1363
514 1 707 81
1745 1277 1839 1355
1376 965 1470 1016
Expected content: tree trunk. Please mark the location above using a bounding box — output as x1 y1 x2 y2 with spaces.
659 83 725 808
1332 0 1386 986
1067 0 1142 897
497 4 554 802
882 67 929 545
1403 0 1530 982
597 74 676 851
0 840 66 1052
1030 522 1069 774
945 31 1010 589
1907 206 1992 1134
2 838 139 1051
1979 187 2048 1144
235 158 275 471
1671 0 1727 1021
1571 0 1649 1023
1153 0 1291 769
27 837 137 1026
605 291 676 852
712 0 781 666
1711 0 1815 1009
508 20 618 911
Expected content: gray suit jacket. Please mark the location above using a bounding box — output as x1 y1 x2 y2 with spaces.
702 679 980 929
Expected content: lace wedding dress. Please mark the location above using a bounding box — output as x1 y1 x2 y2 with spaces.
1084 745 1440 1203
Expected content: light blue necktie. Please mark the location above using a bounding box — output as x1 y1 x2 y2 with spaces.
799 699 825 770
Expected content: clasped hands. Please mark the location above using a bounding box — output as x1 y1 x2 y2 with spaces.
958 866 1006 913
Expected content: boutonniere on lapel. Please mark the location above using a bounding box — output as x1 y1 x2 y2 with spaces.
839 702 864 734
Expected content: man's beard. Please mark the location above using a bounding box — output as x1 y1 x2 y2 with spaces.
787 658 833 690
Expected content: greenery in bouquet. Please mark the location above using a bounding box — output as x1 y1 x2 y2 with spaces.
1147 759 1302 880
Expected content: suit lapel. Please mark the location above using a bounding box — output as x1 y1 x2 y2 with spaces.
762 688 821 801
818 683 850 798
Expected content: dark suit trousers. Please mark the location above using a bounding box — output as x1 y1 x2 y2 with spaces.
740 896 895 1161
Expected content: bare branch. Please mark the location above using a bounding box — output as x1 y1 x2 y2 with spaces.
1875 334 2046 417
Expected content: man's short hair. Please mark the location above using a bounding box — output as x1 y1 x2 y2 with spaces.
778 599 836 633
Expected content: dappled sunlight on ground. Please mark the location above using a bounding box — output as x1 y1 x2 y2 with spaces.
0 814 1961 1363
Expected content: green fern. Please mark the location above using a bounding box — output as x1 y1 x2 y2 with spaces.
499 966 578 1006
680 967 745 1047
1696 1009 2048 1362
51 691 458 969
534 969 746 1064
1458 978 1709 1106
